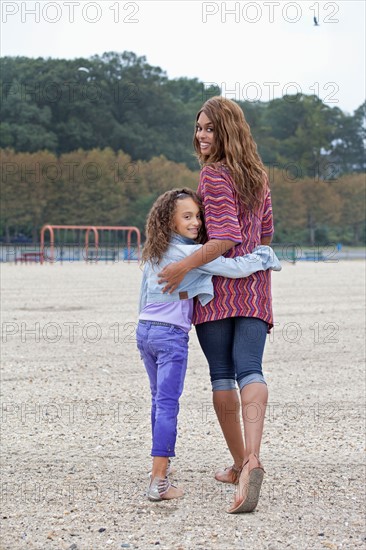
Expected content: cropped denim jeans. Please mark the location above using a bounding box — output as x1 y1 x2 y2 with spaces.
136 321 189 457
195 316 268 391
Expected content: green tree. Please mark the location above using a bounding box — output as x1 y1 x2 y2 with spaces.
268 168 307 244
332 174 366 244
0 81 58 151
299 178 342 245
329 102 366 174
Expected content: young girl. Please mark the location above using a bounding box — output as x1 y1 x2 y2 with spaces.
136 187 281 502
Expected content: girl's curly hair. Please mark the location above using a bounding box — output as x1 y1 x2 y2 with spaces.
142 188 206 265
193 96 268 211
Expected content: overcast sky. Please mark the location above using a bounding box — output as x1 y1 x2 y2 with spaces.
1 0 365 114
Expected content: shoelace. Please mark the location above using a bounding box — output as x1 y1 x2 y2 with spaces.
156 476 170 497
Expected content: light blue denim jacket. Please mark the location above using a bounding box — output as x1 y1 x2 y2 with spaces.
138 233 281 313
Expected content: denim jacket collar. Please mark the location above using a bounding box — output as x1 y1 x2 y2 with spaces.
170 232 196 245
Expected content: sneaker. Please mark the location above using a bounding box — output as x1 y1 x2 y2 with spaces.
147 476 184 501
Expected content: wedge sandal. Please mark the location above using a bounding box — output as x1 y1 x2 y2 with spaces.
227 454 265 513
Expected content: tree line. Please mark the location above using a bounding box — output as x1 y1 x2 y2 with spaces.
1 148 364 246
1 51 365 176
0 51 365 245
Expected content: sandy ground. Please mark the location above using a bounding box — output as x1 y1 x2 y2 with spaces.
1 258 365 550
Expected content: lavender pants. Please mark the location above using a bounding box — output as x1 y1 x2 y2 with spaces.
136 320 189 457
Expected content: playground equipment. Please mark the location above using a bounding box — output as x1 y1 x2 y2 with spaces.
39 224 141 264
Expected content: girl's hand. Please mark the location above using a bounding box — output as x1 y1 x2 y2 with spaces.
158 261 188 293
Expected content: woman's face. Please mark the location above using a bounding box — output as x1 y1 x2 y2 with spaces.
196 111 215 156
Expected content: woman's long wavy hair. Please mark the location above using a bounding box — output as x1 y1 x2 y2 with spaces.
193 96 268 211
142 188 206 265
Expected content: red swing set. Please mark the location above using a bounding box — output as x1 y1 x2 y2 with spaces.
33 224 141 264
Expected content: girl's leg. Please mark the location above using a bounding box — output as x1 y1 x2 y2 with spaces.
196 319 245 471
150 326 188 458
149 325 188 500
137 323 187 500
151 457 169 478
148 326 188 459
136 322 159 449
137 324 171 480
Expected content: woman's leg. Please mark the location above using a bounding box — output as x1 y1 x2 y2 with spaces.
226 317 268 511
196 319 245 471
241 383 268 456
233 317 269 459
212 391 245 468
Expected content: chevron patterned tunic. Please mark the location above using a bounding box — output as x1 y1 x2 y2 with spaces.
192 164 274 330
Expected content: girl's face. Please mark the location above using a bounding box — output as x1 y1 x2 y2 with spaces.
196 111 215 156
172 197 202 240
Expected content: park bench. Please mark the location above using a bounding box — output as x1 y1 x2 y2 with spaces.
17 252 44 263
303 250 325 261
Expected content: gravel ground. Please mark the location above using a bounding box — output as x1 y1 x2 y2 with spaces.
1 259 365 550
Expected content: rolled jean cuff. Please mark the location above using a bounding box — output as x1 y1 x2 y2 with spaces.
151 450 174 458
238 373 267 391
212 378 237 391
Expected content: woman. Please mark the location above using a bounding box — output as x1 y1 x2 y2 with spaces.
158 96 275 513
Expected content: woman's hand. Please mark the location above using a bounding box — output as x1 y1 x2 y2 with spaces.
158 260 188 293
157 239 237 293
261 236 272 245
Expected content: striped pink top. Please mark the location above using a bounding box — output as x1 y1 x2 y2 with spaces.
192 164 274 330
